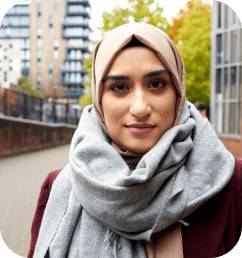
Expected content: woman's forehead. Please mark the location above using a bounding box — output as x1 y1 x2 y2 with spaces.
108 46 166 73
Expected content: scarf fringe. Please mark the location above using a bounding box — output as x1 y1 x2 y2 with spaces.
104 229 121 258
178 219 189 227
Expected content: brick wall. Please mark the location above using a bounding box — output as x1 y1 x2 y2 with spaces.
0 116 77 158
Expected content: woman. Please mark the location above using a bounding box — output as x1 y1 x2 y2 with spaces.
29 23 242 258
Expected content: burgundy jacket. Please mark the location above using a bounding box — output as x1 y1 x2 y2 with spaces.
28 158 242 258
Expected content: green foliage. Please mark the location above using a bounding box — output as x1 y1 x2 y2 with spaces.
82 52 93 90
79 0 168 106
167 0 211 105
79 93 92 106
80 0 211 106
79 52 93 106
99 0 167 36
16 76 44 99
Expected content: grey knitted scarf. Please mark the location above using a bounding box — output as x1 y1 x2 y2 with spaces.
33 101 234 258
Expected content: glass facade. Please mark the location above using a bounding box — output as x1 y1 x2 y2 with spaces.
211 2 241 137
61 0 93 98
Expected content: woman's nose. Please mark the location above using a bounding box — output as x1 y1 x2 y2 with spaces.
130 90 151 118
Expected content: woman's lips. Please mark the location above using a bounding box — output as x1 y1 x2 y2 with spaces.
126 125 156 134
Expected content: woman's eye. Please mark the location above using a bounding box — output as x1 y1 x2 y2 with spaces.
149 81 166 89
110 84 128 92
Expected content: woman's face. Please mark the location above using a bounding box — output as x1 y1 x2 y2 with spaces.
101 46 177 154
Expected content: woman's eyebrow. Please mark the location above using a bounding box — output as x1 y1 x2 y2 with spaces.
143 69 171 78
102 75 130 82
102 69 171 82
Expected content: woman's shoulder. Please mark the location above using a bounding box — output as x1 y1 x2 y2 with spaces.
41 168 63 192
226 158 242 195
28 168 63 258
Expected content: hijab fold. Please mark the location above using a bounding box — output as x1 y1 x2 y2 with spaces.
33 23 235 258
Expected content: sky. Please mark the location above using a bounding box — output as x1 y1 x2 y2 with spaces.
0 0 241 41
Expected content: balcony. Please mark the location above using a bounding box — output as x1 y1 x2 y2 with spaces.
1 20 29 27
66 47 89 54
61 75 84 86
64 90 84 98
62 33 88 40
62 22 89 28
66 10 90 17
4 10 29 16
61 68 87 73
61 80 84 86
67 0 90 6
61 70 88 84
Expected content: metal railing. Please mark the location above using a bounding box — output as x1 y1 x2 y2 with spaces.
0 88 82 126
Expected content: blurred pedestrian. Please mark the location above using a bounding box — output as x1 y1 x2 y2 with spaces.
196 103 207 118
61 98 69 124
46 97 54 124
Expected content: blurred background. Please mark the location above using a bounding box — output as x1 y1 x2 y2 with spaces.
0 0 241 257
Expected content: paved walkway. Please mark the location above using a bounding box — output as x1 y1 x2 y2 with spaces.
0 144 70 257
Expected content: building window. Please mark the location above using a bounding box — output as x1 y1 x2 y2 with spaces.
26 50 30 60
231 30 237 63
70 61 75 70
37 27 42 47
9 60 13 71
53 39 59 59
26 39 30 48
0 39 2 48
37 74 41 90
4 72 7 82
3 49 7 60
76 61 81 70
54 4 59 12
216 34 222 65
21 50 25 60
37 50 42 69
76 73 81 83
53 84 58 91
9 39 13 48
64 73 69 83
0 60 2 71
232 10 237 25
37 5 42 23
217 1 221 28
212 2 241 136
225 5 229 29
21 39 25 48
48 62 53 80
21 39 30 49
5 28 11 37
49 16 54 35
20 28 29 37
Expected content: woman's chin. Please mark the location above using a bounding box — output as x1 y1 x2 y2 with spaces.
122 142 155 154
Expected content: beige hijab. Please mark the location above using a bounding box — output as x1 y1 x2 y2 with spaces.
91 23 186 169
91 23 185 257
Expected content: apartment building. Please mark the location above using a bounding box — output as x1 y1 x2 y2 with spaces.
29 0 92 101
60 0 92 99
29 0 67 98
0 4 30 89
210 1 242 157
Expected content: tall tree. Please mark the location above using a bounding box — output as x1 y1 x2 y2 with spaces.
167 0 211 105
80 0 167 106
